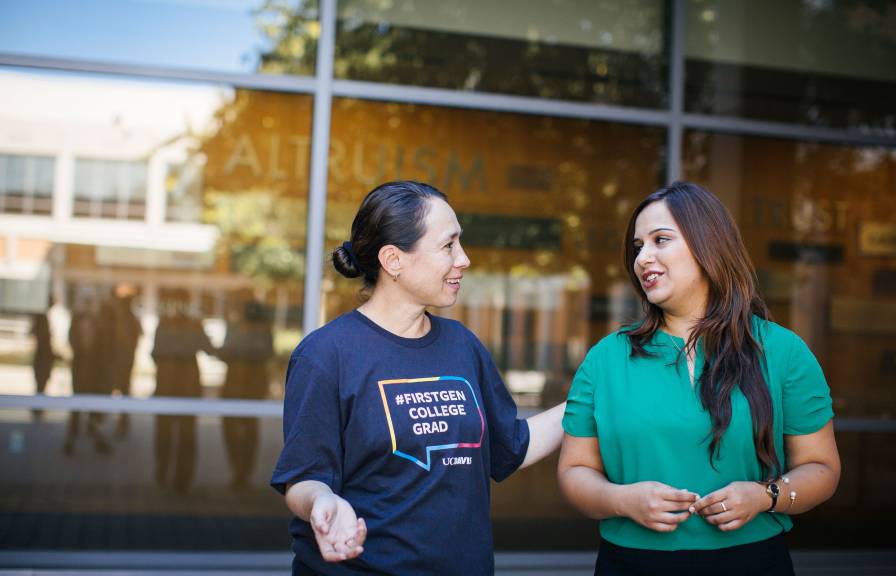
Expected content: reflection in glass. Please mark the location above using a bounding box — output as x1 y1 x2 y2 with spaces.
30 306 54 405
323 97 665 554
152 289 214 494
165 157 205 223
60 283 143 453
685 132 896 552
0 410 289 550
219 290 274 489
334 0 668 106
63 284 112 454
0 69 311 402
0 0 319 77
0 153 54 215
1 406 888 550
73 158 147 220
107 283 142 437
324 97 665 410
685 0 896 130
684 131 896 419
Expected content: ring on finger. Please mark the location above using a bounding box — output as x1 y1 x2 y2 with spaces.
720 501 727 512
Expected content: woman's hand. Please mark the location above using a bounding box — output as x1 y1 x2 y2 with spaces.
619 481 699 533
559 435 697 531
309 493 367 562
690 481 767 531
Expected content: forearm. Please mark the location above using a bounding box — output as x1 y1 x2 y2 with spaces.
520 402 566 468
558 464 628 520
284 480 334 521
771 461 840 515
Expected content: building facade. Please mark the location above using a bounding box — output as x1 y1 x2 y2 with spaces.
0 0 894 566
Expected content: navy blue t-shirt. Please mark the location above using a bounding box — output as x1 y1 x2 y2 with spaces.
271 310 530 575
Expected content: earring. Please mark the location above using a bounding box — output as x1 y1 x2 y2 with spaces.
392 273 400 282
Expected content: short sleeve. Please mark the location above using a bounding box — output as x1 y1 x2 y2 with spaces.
562 347 599 437
474 340 530 482
270 354 343 494
782 333 834 435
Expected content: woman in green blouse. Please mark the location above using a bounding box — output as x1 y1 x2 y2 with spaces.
558 182 840 575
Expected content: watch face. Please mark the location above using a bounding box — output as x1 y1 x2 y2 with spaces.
768 483 780 497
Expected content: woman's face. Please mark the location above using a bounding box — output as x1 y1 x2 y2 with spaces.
397 198 471 309
632 200 708 318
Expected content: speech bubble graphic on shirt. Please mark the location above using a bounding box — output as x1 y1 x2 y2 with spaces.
378 376 484 471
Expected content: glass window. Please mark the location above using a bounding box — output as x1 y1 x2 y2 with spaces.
323 97 665 549
324 97 665 404
683 131 896 419
683 130 896 548
0 69 314 550
685 0 896 130
335 0 668 107
73 158 148 220
165 158 204 223
0 153 54 215
0 68 313 402
0 0 319 77
0 409 290 550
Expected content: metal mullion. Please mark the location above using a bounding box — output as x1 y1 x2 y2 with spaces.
2 394 892 431
0 394 282 417
2 394 893 435
2 52 675 128
0 53 318 94
331 78 672 126
682 113 896 147
0 154 6 212
22 155 36 214
666 0 686 183
302 0 337 334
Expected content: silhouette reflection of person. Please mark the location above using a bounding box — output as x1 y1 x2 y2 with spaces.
151 289 215 494
63 286 112 454
31 297 56 420
104 283 142 438
219 292 274 489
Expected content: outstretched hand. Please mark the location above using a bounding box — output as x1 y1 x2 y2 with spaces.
310 493 367 562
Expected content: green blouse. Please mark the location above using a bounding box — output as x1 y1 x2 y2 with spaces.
562 317 833 551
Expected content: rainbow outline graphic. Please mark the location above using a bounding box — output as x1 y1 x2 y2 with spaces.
378 376 484 471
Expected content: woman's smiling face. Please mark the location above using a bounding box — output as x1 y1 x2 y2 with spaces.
632 200 708 317
397 198 471 309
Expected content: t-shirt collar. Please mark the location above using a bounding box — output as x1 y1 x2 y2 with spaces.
350 309 441 348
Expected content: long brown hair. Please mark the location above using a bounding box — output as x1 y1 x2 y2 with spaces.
622 182 779 477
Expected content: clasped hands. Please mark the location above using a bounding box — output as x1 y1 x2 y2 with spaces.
624 480 768 533
310 493 367 562
308 479 768 558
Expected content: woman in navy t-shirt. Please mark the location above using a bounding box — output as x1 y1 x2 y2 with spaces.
271 180 566 575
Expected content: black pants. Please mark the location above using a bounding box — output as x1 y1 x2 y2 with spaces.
595 533 795 576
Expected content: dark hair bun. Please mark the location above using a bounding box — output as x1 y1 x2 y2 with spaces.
336 181 447 288
332 245 362 278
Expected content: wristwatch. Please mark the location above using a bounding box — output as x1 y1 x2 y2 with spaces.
766 482 780 512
